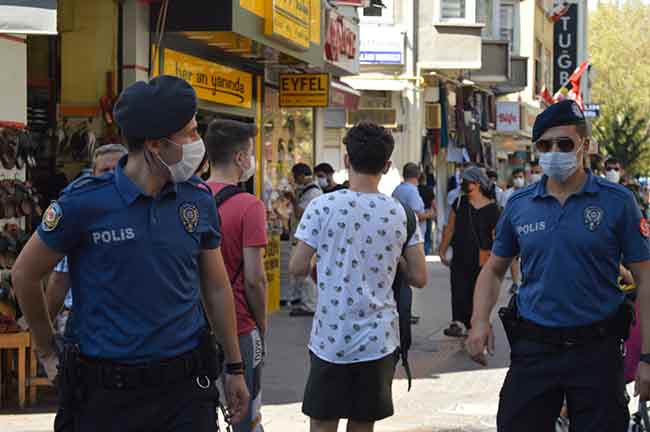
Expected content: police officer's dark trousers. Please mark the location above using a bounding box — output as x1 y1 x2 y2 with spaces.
497 335 629 431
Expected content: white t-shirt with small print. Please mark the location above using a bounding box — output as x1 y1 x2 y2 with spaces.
295 189 423 364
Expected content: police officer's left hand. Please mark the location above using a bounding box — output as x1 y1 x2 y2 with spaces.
224 373 250 424
466 321 495 366
635 362 650 401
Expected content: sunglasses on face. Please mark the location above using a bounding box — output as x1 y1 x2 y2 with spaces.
606 166 620 172
534 137 579 153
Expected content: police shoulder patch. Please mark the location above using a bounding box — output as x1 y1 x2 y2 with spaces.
179 202 199 233
42 202 63 232
640 219 650 238
584 206 603 232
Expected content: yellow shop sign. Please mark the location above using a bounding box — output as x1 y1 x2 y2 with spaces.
265 0 311 49
279 73 329 107
163 49 253 109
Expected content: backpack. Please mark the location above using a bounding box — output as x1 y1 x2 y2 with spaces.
392 202 417 391
214 184 245 285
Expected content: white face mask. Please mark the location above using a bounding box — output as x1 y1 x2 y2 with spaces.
317 177 328 189
513 178 525 188
606 169 621 184
240 155 256 182
530 173 543 183
539 146 581 183
159 138 206 183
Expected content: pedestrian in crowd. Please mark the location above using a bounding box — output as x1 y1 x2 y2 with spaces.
529 160 543 184
314 162 346 193
12 75 249 431
46 144 128 338
205 119 268 432
289 162 322 316
417 173 436 255
467 100 650 430
487 169 507 209
501 168 526 295
289 121 427 432
393 163 435 244
605 157 622 184
438 166 500 338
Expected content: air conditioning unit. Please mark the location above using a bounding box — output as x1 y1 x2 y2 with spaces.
347 109 398 128
425 103 442 129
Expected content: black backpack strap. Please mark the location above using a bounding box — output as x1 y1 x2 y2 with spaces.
394 201 418 391
214 185 245 285
299 183 320 199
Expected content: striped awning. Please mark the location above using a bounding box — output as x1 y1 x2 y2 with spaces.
0 0 57 34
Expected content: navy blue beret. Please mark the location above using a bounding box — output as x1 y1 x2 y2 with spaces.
114 75 197 140
532 100 586 142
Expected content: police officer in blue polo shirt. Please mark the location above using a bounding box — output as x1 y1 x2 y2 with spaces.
467 100 650 431
12 75 249 431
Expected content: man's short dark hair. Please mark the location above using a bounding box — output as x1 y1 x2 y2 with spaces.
205 119 256 165
314 163 335 175
512 168 524 176
402 163 420 180
530 160 539 167
292 163 312 178
486 169 498 181
605 157 620 167
343 122 394 175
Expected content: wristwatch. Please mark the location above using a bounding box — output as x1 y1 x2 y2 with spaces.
640 353 650 365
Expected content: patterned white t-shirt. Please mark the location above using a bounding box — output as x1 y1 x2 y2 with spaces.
295 189 423 364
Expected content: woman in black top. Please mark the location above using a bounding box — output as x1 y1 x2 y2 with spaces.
439 167 500 337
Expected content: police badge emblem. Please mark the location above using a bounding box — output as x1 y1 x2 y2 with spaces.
41 202 63 232
584 206 603 232
179 202 199 233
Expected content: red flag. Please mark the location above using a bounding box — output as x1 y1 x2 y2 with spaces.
548 1 570 22
567 61 589 110
539 87 554 105
568 61 589 87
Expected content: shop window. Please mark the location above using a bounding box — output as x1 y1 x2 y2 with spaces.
360 91 392 108
534 39 543 95
262 88 314 240
476 0 493 38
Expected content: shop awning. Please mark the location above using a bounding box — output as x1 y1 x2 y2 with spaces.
330 80 361 111
0 0 57 34
341 75 408 92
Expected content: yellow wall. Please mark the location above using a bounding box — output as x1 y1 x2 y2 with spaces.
59 0 118 107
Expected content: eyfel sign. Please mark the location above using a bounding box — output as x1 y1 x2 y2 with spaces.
279 73 330 107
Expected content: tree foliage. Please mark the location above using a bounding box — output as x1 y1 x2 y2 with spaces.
589 0 650 174
595 105 650 175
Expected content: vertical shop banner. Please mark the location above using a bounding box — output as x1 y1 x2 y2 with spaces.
0 0 57 34
324 8 360 74
553 4 578 92
264 234 281 313
163 49 253 109
265 0 312 49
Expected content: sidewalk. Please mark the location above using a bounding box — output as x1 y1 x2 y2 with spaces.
0 260 512 431
261 259 512 432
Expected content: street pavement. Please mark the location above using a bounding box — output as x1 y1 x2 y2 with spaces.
0 260 522 431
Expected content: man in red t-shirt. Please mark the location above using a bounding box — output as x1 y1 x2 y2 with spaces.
205 119 268 432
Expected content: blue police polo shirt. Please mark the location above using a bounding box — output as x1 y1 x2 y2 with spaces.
492 172 650 327
37 157 221 362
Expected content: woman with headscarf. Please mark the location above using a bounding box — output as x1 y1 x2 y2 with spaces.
438 166 501 337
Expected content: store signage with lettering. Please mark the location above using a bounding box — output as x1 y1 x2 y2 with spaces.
553 4 578 92
360 25 404 65
163 49 253 109
265 0 311 50
324 9 360 74
583 103 600 118
496 102 520 132
280 73 330 107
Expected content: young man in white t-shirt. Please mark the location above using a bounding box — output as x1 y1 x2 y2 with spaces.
290 122 427 432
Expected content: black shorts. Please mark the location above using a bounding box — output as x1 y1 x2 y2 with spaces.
302 350 398 422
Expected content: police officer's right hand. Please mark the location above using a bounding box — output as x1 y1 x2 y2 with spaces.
224 373 250 424
439 250 450 267
466 321 494 366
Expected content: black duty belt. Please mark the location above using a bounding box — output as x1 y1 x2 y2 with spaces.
77 347 205 390
515 302 633 347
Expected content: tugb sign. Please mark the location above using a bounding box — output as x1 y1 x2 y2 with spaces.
279 73 330 107
553 3 578 92
324 8 360 74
